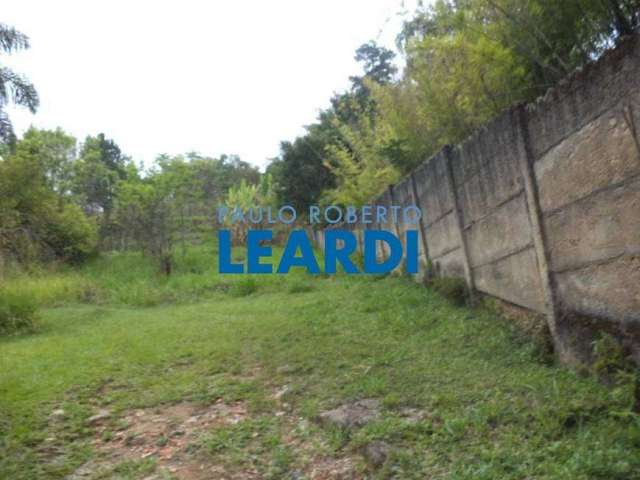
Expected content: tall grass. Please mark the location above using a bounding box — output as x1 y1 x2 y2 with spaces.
0 241 312 314
0 289 39 334
1 273 89 306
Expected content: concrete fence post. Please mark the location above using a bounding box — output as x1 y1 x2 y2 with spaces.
516 106 561 347
387 184 405 271
442 146 476 296
387 185 402 239
409 172 432 278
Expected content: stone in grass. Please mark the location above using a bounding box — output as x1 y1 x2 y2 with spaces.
360 440 391 468
317 399 380 429
277 364 296 375
86 409 111 426
49 409 66 421
274 384 291 400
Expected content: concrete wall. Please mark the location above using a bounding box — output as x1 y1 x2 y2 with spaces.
322 33 640 361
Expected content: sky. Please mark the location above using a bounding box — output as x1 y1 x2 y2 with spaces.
3 1 420 170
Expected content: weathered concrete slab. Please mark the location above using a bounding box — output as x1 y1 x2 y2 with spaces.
545 176 640 272
527 34 640 160
466 193 533 269
432 246 465 279
472 247 546 313
452 109 525 227
393 176 413 211
414 151 454 224
535 107 640 213
426 212 460 259
555 255 640 322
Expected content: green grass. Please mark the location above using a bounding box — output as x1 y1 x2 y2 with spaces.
0 241 293 308
1 245 639 479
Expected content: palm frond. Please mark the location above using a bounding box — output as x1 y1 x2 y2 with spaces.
0 107 16 146
0 23 30 53
0 66 39 112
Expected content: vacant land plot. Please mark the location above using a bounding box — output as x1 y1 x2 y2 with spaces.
1 245 639 479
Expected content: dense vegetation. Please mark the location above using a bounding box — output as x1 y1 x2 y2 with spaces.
3 1 640 283
0 128 260 268
267 0 640 208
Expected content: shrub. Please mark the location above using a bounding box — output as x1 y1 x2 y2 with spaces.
0 289 39 335
592 333 630 378
429 277 469 306
19 274 87 306
230 278 258 297
44 203 98 264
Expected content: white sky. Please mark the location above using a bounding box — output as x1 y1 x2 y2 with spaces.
3 1 420 170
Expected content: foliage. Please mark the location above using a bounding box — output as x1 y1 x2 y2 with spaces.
268 42 398 212
108 153 261 260
18 127 77 195
0 23 39 146
373 0 640 173
113 174 174 274
322 101 401 206
428 276 470 306
0 288 38 335
224 175 277 243
270 1 640 207
73 133 130 218
0 119 263 273
0 132 98 265
156 152 260 205
268 130 335 214
43 202 98 263
592 333 633 379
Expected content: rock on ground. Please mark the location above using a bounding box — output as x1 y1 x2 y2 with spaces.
360 440 391 468
316 399 380 429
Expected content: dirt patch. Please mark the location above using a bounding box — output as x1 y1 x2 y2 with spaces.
70 400 248 480
67 394 363 480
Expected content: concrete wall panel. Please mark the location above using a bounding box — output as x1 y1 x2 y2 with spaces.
466 193 533 268
535 108 640 213
427 213 460 260
545 176 640 272
556 256 640 322
473 247 546 313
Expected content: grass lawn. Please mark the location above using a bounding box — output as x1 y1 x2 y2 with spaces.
1 244 639 479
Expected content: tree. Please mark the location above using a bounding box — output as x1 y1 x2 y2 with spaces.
331 42 398 126
224 180 260 245
322 101 400 206
74 133 129 216
17 127 76 197
268 42 398 213
0 132 96 265
268 120 336 214
114 176 174 274
0 23 39 146
363 0 640 179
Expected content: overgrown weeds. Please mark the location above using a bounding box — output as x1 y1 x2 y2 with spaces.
427 276 469 306
230 277 258 297
0 289 39 334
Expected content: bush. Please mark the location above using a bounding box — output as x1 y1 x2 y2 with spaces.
0 289 39 335
592 333 631 379
44 203 98 264
429 277 469 306
230 278 258 297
